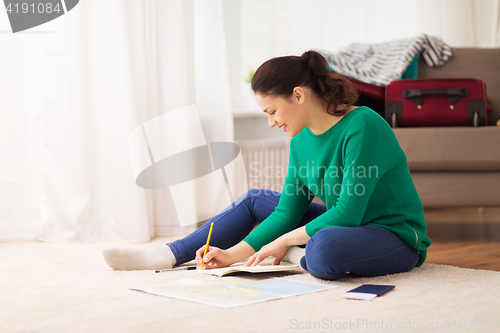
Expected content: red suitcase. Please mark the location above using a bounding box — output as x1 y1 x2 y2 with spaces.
385 78 489 128
348 78 386 118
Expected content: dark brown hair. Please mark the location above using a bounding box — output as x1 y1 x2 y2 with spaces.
251 50 359 116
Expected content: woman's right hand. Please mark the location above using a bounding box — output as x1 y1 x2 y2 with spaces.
195 245 233 269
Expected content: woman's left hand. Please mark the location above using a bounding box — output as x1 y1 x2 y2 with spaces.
244 237 289 266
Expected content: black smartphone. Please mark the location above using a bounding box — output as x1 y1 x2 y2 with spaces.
341 284 395 300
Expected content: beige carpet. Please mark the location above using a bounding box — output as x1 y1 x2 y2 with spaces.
2 235 499 333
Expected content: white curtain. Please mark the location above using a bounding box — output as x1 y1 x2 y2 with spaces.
0 0 233 241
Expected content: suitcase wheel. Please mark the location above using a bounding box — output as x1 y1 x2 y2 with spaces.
391 113 398 128
473 112 479 127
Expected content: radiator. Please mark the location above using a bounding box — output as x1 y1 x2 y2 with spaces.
235 138 290 194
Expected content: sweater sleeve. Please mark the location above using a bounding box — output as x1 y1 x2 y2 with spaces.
305 115 404 237
242 149 314 252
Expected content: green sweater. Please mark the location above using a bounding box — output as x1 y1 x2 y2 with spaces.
243 106 431 267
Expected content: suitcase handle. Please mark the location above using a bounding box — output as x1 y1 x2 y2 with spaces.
403 88 469 106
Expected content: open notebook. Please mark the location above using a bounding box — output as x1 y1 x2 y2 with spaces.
200 264 301 277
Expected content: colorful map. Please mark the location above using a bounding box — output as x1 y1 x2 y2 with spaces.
132 276 337 308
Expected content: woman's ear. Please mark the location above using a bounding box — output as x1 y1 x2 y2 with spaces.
292 87 305 105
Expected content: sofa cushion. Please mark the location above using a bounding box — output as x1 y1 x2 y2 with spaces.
393 127 500 171
411 171 500 207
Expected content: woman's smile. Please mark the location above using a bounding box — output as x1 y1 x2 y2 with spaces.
255 92 306 137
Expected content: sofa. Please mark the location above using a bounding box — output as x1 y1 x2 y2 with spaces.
392 48 500 208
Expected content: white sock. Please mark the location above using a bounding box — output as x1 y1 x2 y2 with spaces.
102 246 176 270
282 246 306 265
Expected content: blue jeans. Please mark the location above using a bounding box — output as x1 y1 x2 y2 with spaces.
167 189 420 281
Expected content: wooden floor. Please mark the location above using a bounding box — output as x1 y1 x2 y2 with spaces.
424 207 500 272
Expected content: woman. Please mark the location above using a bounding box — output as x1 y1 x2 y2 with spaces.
103 50 431 281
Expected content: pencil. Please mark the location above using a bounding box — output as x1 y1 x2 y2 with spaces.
155 266 197 273
200 222 214 269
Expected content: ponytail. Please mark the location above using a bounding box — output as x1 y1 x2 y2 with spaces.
251 50 359 116
300 51 359 115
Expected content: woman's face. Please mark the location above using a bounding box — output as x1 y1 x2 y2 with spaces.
255 90 307 137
